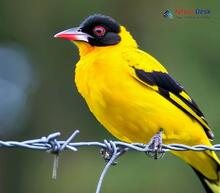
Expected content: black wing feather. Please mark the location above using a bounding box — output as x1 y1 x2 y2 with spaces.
135 68 205 118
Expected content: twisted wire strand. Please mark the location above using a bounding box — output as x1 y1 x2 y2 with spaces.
0 130 220 193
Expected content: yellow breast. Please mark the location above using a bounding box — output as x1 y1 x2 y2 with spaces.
75 45 208 145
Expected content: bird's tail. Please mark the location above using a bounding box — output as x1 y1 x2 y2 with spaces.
173 150 220 193
192 163 220 193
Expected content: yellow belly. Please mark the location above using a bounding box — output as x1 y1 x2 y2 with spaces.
74 48 220 181
75 56 208 145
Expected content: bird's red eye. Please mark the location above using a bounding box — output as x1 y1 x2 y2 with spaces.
93 26 106 36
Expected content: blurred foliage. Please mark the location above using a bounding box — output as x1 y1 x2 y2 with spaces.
0 1 220 193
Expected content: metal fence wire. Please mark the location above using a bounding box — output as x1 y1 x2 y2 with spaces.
0 130 220 193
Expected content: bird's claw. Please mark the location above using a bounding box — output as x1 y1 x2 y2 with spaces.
100 148 118 165
100 146 127 165
146 129 165 159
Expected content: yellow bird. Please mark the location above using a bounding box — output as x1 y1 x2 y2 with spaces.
55 14 220 192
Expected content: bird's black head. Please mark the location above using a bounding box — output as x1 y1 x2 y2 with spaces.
54 14 121 46
80 14 121 46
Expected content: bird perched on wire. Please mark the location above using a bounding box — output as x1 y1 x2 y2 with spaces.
54 14 220 193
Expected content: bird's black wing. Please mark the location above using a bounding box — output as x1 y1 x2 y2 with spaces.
131 67 214 139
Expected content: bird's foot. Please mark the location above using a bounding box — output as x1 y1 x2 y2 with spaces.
100 146 127 165
146 129 165 160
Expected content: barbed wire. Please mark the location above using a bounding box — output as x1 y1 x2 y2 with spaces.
0 130 220 193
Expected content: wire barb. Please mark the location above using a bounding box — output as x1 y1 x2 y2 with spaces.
45 130 80 179
0 130 220 193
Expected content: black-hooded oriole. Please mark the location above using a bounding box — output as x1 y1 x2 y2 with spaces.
55 14 220 193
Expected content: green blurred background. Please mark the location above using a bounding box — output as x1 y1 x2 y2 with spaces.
0 1 219 193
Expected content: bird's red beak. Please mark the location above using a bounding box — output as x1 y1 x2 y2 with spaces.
54 27 92 42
